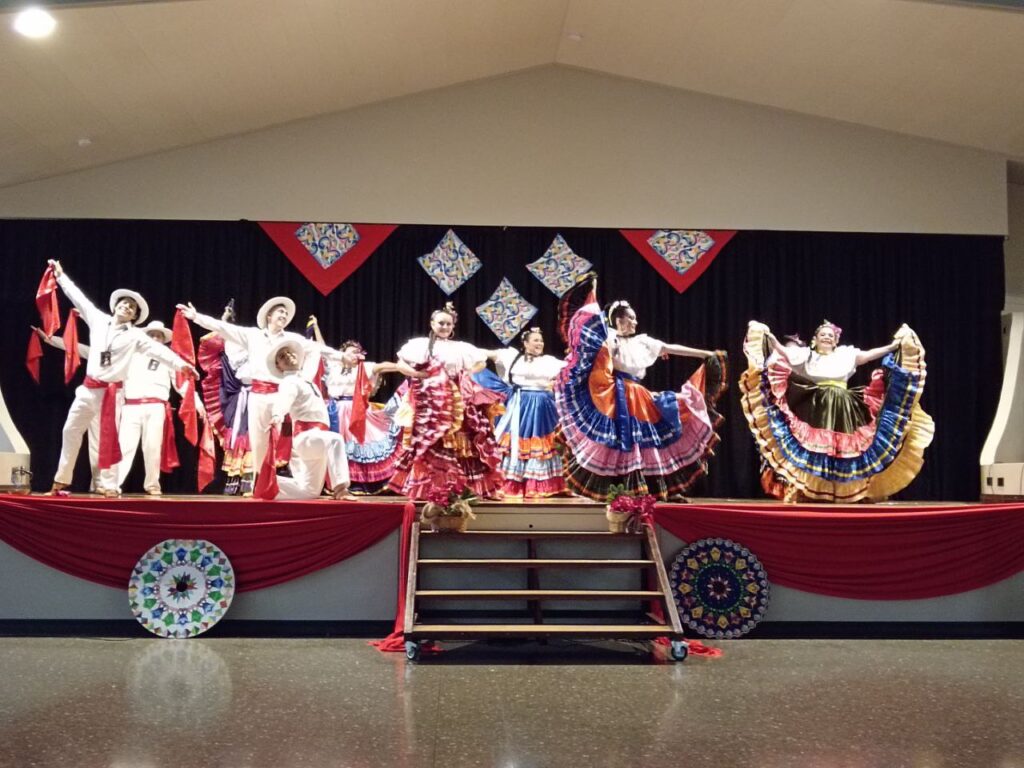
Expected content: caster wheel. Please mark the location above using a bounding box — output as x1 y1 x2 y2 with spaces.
405 640 421 661
670 640 689 662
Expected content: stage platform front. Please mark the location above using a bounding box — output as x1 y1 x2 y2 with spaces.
1 494 1023 637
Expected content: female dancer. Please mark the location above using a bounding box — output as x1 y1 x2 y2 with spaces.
740 319 933 502
388 302 504 500
555 279 727 501
475 328 567 497
307 318 418 494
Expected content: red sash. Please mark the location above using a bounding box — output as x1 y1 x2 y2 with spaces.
251 380 279 394
293 420 328 436
84 376 123 469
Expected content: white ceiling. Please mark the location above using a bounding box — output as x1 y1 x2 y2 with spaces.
1 0 1022 188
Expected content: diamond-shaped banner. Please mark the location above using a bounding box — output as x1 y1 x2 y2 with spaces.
526 234 592 297
620 229 736 293
294 223 360 268
418 229 482 296
259 222 398 296
476 278 538 345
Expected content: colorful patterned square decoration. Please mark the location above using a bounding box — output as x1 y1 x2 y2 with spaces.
647 230 716 276
418 229 482 295
526 234 592 297
294 223 361 269
476 278 538 345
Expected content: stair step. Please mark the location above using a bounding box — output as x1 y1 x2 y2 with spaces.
416 558 655 568
408 623 676 639
415 589 663 600
420 530 643 539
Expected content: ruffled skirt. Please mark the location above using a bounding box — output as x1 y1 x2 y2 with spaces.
326 398 401 494
473 369 566 497
388 366 504 500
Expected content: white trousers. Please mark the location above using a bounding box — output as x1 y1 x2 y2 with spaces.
55 385 119 491
117 402 166 493
248 392 276 476
275 429 350 500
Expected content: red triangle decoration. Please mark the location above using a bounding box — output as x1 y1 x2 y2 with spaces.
259 222 398 296
620 229 736 294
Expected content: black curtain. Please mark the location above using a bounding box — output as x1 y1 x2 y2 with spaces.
0 219 1004 500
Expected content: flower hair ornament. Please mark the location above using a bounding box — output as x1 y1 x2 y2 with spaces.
606 300 631 325
520 326 542 343
813 319 842 343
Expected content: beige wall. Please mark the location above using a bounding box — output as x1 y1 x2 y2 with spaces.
0 66 1008 234
1006 183 1024 309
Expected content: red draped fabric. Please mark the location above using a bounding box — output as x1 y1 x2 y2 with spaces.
35 265 61 337
25 332 43 384
62 309 81 384
0 496 403 592
654 502 1024 600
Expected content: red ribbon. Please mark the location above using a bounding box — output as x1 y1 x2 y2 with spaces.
62 309 81 385
36 265 60 337
25 332 43 384
159 401 180 473
85 376 123 470
349 363 371 444
252 425 281 500
197 414 216 493
370 502 419 653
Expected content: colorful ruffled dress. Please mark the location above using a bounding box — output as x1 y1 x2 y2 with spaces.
474 348 567 497
740 323 934 502
197 333 254 494
322 357 401 494
388 337 504 500
554 298 727 500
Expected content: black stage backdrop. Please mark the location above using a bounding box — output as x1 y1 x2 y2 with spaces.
0 219 1004 500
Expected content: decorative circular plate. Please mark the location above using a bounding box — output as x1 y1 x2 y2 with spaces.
128 539 235 638
668 538 770 639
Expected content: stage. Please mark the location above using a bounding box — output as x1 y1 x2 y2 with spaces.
1 493 1023 637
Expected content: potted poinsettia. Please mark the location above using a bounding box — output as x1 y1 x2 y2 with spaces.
420 481 478 532
605 484 657 533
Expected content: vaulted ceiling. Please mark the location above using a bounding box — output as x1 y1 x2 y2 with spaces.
1 0 1022 188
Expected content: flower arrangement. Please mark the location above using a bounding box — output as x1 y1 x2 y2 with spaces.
605 484 657 533
420 481 478 532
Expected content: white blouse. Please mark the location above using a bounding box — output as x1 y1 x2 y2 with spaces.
323 359 379 399
610 332 664 379
493 348 566 390
397 337 487 376
787 345 860 383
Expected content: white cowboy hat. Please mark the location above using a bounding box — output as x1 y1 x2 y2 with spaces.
256 296 296 329
265 338 306 379
141 320 172 344
109 289 149 325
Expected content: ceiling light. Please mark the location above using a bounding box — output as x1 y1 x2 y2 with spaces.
13 7 57 39
77 137 92 148
567 32 583 42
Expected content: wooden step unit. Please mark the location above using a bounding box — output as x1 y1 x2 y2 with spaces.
403 523 689 662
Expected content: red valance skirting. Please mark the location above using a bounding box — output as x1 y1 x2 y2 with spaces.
654 503 1024 600
0 495 403 592
3 496 1024 601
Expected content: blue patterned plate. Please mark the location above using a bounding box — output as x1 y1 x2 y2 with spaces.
668 538 770 639
128 539 235 639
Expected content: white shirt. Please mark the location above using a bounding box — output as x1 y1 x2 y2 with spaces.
493 348 565 390
192 313 319 383
397 337 487 376
787 345 860 383
56 273 186 382
272 374 330 425
609 332 663 379
323 359 378 399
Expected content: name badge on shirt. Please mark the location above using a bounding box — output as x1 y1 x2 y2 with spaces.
100 351 112 367
147 358 160 371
